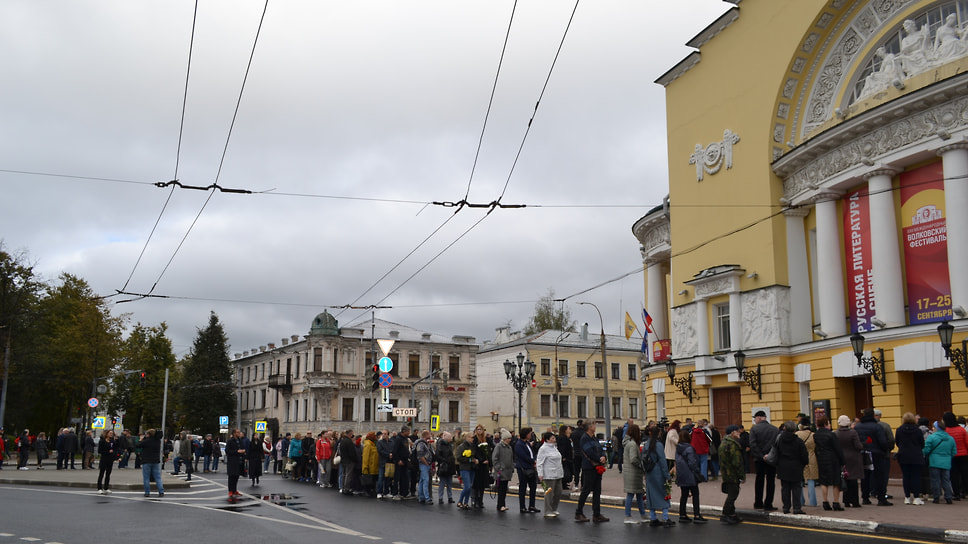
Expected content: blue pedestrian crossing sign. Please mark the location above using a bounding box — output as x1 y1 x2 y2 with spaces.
378 356 393 373
379 372 393 388
92 417 106 429
219 415 229 426
255 421 267 433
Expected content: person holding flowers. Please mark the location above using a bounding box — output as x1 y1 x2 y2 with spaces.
642 425 675 527
575 421 608 523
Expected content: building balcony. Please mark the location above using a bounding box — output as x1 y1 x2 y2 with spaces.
267 373 292 390
304 371 339 390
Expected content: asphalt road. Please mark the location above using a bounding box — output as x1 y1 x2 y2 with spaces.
0 473 944 544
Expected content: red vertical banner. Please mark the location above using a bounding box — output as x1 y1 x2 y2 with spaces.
901 162 952 324
843 188 874 333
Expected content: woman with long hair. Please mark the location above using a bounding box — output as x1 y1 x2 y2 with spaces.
96 430 118 494
622 424 647 523
664 420 681 471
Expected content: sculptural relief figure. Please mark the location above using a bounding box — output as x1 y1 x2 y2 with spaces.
935 14 968 63
899 19 932 77
858 46 900 98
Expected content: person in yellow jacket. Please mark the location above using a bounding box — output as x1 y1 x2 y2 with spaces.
362 432 380 497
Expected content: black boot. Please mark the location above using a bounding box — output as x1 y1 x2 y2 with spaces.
832 502 844 511
822 501 832 510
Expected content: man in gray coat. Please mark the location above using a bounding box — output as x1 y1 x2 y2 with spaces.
748 410 780 511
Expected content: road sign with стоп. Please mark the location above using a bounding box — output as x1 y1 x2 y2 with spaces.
393 407 417 417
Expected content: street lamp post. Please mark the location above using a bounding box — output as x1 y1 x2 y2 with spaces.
579 301 611 440
503 352 535 434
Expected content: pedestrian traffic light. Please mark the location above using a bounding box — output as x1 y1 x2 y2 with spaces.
371 364 380 391
139 372 146 387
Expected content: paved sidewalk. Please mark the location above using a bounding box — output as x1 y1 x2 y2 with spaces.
581 468 968 542
0 466 190 491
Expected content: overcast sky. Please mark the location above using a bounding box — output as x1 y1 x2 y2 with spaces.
0 0 728 357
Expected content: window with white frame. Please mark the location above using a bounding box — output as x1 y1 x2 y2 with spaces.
713 302 731 351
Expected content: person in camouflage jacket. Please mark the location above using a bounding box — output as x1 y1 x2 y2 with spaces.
718 425 745 524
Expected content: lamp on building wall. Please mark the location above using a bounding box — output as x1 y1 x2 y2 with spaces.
937 321 968 387
849 333 887 392
504 352 535 434
733 350 762 399
665 358 696 403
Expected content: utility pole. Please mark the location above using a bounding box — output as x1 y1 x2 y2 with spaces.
579 302 611 440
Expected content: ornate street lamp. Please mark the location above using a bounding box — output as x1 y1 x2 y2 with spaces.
733 350 762 399
850 333 886 392
937 321 968 387
665 358 696 403
504 352 535 432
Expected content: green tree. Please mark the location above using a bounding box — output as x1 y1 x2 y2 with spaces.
178 311 235 435
523 288 577 335
26 274 125 432
0 244 44 431
108 323 175 433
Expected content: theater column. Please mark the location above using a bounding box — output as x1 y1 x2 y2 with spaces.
940 143 968 311
865 168 905 327
814 192 847 337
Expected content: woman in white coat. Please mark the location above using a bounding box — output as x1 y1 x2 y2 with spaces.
536 431 565 518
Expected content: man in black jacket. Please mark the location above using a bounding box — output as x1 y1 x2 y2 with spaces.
855 408 890 505
338 430 357 495
139 429 165 497
390 426 411 499
749 411 779 511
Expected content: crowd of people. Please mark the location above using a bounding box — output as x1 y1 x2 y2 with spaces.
4 406 968 524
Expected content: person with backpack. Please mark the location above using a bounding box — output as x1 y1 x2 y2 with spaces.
414 430 436 504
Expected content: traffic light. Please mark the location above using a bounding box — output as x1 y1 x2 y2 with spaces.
139 372 146 387
111 416 118 425
370 365 380 391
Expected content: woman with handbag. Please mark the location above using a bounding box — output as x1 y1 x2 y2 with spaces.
435 432 455 504
835 415 864 507
675 428 707 523
491 430 514 512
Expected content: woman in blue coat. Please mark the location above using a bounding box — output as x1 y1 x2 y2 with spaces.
642 426 674 527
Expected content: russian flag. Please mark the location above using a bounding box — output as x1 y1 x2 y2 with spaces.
642 308 654 334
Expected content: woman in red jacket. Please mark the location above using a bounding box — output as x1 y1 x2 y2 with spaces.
316 431 333 487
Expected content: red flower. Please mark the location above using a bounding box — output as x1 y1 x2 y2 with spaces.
595 465 606 475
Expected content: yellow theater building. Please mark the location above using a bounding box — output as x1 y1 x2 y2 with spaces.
633 0 968 429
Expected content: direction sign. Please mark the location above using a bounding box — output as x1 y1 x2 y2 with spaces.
378 356 393 373
87 397 99 408
92 416 106 429
377 403 394 413
381 388 390 404
379 372 393 388
219 415 229 426
393 407 417 417
255 420 267 433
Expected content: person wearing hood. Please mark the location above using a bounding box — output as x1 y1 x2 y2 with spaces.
855 408 890 505
776 421 809 514
675 427 707 523
535 431 564 517
924 420 957 503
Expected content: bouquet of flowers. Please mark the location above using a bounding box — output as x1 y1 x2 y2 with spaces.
595 465 606 475
663 479 673 501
